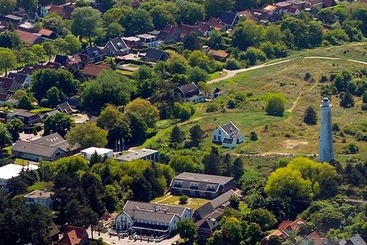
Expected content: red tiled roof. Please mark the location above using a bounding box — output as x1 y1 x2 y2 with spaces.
208 50 229 59
38 28 53 37
306 231 324 245
277 221 293 231
81 64 110 78
163 24 179 36
196 21 211 34
15 29 40 44
207 17 223 30
56 226 85 245
238 10 257 21
180 23 197 38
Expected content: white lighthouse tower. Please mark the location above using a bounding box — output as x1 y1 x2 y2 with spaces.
319 97 334 162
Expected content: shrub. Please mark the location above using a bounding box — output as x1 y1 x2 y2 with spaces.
225 58 241 70
179 195 188 204
206 103 220 112
304 106 317 125
304 72 311 81
250 131 258 141
265 93 287 117
362 103 367 111
343 142 359 154
227 99 236 109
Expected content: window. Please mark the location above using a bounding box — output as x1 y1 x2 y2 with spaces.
190 182 199 189
214 135 217 141
218 136 221 141
218 130 221 135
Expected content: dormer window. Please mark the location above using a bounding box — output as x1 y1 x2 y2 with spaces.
190 182 199 189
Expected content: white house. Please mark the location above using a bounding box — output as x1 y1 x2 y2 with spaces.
136 34 162 48
81 147 114 161
114 200 192 236
24 190 53 208
0 164 39 192
212 121 245 148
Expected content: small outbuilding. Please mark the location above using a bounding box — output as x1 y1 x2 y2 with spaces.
81 147 113 161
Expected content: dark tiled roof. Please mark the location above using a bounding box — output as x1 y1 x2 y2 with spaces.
54 55 69 66
123 200 188 223
7 72 27 85
210 190 237 209
82 46 106 58
208 50 229 59
55 102 74 114
81 64 110 78
219 11 238 26
0 77 13 93
144 48 169 62
180 23 197 38
177 83 199 97
220 121 240 135
173 172 234 185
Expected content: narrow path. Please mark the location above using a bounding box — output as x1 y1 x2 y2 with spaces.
287 81 319 113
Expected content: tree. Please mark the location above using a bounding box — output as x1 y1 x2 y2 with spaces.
81 70 133 113
66 122 108 148
126 112 147 145
125 98 159 128
124 9 154 36
179 195 188 204
340 91 355 108
0 48 16 75
232 158 244 181
304 106 317 125
106 22 125 40
18 95 33 110
0 0 16 15
184 32 201 51
44 113 73 137
189 124 204 147
6 118 24 142
71 7 101 46
17 0 38 19
151 4 175 30
0 30 21 49
31 69 79 102
221 217 243 245
208 30 225 49
187 67 209 83
169 154 197 173
250 131 258 141
232 20 264 50
174 0 205 24
245 208 277 231
170 125 184 144
205 0 233 17
188 50 209 70
97 104 124 130
265 93 286 117
203 147 221 175
268 235 283 245
177 219 198 244
0 122 11 148
44 86 61 107
64 34 82 54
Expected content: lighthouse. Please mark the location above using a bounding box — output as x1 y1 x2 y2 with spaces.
319 97 334 162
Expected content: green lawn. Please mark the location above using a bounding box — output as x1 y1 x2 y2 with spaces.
30 107 53 114
152 194 209 210
27 181 54 192
14 158 30 166
209 70 228 80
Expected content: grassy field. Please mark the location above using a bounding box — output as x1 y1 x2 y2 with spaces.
151 193 209 210
147 43 367 167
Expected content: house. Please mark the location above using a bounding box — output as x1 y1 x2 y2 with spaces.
82 46 106 64
286 6 301 15
306 0 324 8
122 36 142 49
196 214 222 242
286 0 306 10
176 83 205 103
323 0 336 7
24 190 53 208
144 48 170 63
49 3 75 19
115 148 159 162
55 225 88 245
0 76 23 94
12 132 80 162
114 200 192 236
208 50 229 61
0 164 39 192
193 190 238 221
170 172 236 199
0 15 23 26
7 72 31 88
103 37 130 57
66 54 85 70
263 5 283 22
207 17 224 31
219 11 239 29
38 28 57 39
300 231 324 245
15 29 42 45
7 109 42 126
212 88 225 99
196 21 212 37
212 121 245 148
339 234 366 245
158 24 181 44
261 219 305 245
137 34 161 48
81 147 114 161
55 102 76 114
81 63 110 79
179 23 199 39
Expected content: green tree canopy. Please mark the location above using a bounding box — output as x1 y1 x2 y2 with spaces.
66 122 108 148
0 48 16 75
304 106 317 125
0 122 12 148
71 7 101 45
44 113 74 137
81 70 134 113
125 98 159 128
177 219 198 244
264 93 287 117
